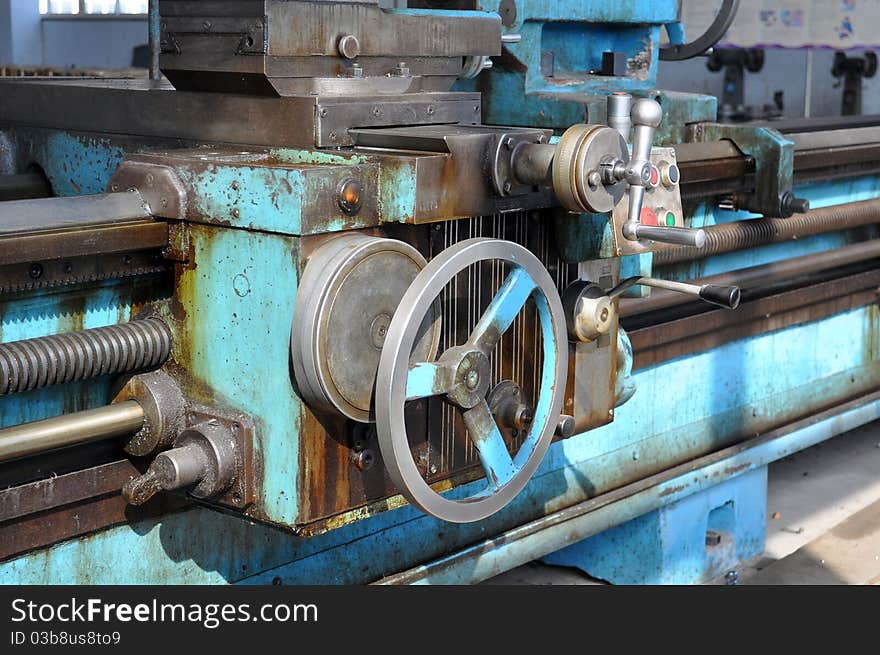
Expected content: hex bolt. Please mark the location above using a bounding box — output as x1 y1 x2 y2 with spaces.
352 449 375 471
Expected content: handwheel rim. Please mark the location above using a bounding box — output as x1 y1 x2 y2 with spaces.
376 238 568 523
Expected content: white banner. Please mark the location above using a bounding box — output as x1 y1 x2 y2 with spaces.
683 0 880 49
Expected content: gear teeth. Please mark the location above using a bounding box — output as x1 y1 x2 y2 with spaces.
0 265 168 295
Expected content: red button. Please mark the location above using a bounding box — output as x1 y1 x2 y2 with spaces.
640 207 658 226
650 165 660 187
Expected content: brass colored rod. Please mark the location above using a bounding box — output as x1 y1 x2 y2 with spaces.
0 401 145 463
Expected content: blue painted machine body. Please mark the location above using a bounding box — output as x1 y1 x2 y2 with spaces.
0 0 877 585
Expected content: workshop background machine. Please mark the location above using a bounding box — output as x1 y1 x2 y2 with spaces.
1 0 880 585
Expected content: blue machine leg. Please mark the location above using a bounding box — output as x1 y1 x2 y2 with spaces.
543 467 768 584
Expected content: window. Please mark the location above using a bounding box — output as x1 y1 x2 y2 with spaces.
39 1 149 15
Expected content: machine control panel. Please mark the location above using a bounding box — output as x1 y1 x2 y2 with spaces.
611 147 687 255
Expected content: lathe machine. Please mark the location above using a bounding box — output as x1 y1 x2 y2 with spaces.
1 0 879 585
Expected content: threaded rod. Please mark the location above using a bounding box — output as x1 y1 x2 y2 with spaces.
0 318 172 396
655 198 880 265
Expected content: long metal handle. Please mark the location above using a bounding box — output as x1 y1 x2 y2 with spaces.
609 276 741 309
0 401 145 463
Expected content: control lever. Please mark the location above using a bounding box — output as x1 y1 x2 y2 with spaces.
608 276 741 310
620 98 707 248
564 274 740 345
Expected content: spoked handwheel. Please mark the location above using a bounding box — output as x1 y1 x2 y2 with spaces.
375 238 568 523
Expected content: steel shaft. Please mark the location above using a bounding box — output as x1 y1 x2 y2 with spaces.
0 401 145 463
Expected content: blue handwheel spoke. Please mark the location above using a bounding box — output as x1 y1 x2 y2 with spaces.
406 361 453 401
462 401 517 489
469 266 537 353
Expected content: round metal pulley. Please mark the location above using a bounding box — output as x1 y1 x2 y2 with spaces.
552 124 628 213
375 238 568 523
291 235 441 423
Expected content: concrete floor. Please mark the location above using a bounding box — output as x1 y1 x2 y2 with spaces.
485 420 880 585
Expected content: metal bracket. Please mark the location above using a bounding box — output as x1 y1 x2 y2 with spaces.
491 130 551 197
108 161 188 220
185 403 257 511
692 123 795 218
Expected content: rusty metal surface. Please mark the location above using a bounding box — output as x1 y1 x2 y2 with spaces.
0 460 139 522
0 79 482 151
0 251 168 295
0 221 169 267
0 481 186 563
0 456 189 563
295 212 603 530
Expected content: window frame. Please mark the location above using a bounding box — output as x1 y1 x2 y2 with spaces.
40 1 149 18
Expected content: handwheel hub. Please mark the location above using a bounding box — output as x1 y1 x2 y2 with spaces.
443 347 491 409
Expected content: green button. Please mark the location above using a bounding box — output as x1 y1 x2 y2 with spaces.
665 212 676 226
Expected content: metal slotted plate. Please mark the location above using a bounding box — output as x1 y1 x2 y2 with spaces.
413 213 577 483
